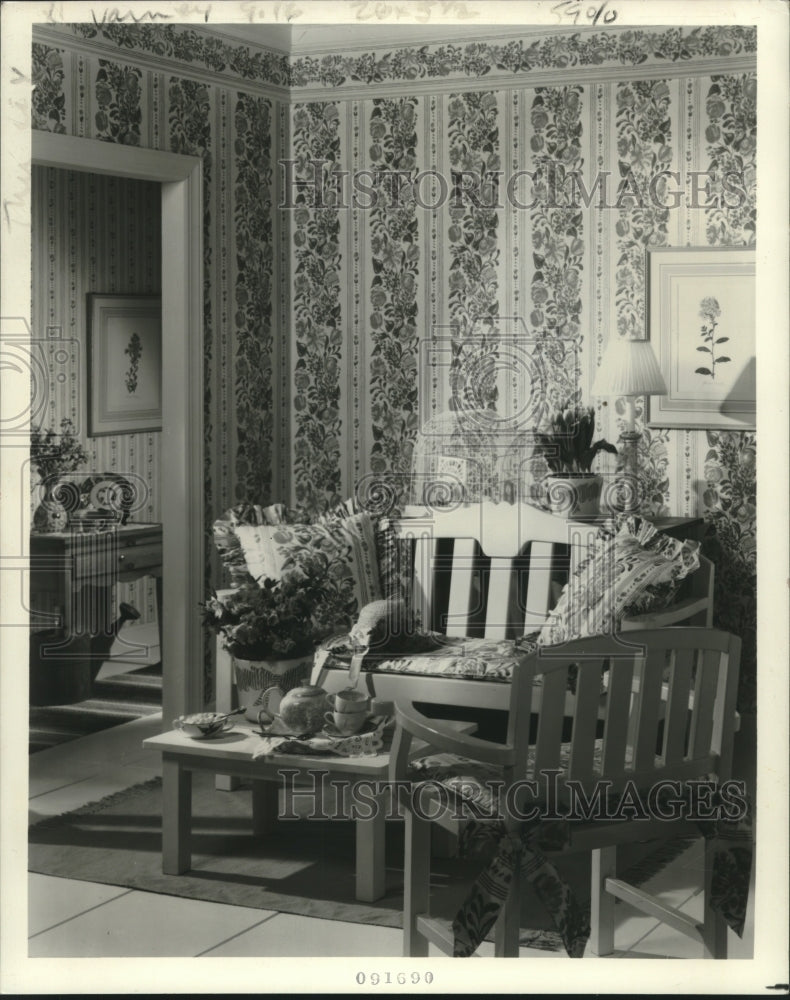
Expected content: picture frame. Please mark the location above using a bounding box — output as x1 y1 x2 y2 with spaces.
88 294 162 436
646 246 755 430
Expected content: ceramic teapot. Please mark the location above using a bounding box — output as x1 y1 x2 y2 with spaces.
260 681 329 734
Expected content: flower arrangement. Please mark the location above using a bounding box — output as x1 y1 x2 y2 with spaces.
201 556 352 661
30 418 89 484
534 405 618 476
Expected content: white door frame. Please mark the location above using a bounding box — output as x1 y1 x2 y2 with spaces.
31 132 204 723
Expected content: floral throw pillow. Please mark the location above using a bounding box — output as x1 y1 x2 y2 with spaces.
537 513 701 647
213 496 404 603
212 502 304 586
234 512 383 625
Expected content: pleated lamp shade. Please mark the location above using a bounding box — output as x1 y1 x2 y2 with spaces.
592 338 668 397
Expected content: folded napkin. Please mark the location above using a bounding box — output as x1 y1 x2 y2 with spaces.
252 716 392 760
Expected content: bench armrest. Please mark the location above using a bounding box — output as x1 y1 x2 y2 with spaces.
621 596 710 629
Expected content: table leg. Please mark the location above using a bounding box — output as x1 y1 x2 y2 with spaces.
355 788 387 902
252 780 280 837
154 573 163 660
216 640 240 792
162 756 191 874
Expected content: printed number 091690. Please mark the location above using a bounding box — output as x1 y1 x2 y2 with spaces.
356 972 434 985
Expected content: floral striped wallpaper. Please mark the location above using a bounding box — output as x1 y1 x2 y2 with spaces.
31 24 756 708
30 166 161 623
283 71 756 709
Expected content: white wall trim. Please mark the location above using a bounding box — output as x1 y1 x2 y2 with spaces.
32 132 200 183
31 131 205 722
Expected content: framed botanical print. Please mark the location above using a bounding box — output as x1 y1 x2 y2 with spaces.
646 247 755 430
88 294 162 436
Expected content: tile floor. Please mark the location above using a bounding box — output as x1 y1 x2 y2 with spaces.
27 638 756 961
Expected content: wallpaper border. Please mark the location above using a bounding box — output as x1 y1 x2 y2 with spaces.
33 23 757 96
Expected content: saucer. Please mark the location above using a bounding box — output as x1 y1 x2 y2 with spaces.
258 716 317 738
321 716 379 739
185 724 235 740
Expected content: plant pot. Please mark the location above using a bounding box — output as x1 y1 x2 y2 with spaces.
232 654 313 722
32 484 69 533
544 474 603 518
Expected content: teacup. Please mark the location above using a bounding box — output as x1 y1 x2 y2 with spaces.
173 713 233 738
325 710 368 735
327 689 370 714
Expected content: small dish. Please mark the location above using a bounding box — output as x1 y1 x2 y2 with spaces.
188 725 235 741
173 713 234 739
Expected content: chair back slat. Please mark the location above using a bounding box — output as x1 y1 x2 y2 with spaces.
601 656 635 775
445 538 477 637
398 503 595 639
501 631 738 833
687 647 721 760
532 664 568 777
711 638 741 781
412 535 439 632
630 648 665 772
484 557 515 639
662 647 695 765
567 658 605 782
522 541 555 632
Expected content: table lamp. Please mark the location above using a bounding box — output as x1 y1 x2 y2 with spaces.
592 337 667 513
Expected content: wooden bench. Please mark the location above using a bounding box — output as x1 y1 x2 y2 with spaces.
313 502 712 712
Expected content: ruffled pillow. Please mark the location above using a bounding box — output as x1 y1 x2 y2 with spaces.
212 497 404 603
234 511 383 623
537 513 700 647
212 502 304 586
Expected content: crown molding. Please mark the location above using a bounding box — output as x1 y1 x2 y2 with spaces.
211 21 594 56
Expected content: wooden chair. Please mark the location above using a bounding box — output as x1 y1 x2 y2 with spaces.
389 627 742 958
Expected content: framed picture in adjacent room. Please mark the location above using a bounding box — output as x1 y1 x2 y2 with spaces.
646 246 755 430
88 294 162 436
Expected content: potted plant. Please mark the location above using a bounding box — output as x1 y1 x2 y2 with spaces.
534 405 617 517
30 418 90 533
202 556 352 721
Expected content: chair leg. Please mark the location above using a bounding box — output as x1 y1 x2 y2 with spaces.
403 808 431 957
493 871 521 957
702 836 728 959
590 846 617 956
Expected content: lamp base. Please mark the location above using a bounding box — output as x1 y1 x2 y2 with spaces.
618 430 641 515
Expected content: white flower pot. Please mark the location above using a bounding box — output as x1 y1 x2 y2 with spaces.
231 655 313 721
544 474 602 518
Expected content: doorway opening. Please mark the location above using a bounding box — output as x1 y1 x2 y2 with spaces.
31 132 204 726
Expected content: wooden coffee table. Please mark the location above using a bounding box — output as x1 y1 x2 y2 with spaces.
143 719 472 902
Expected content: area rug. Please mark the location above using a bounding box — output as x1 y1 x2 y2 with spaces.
28 771 697 952
29 664 162 754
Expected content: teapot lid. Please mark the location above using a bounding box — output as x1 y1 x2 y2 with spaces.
286 682 326 699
